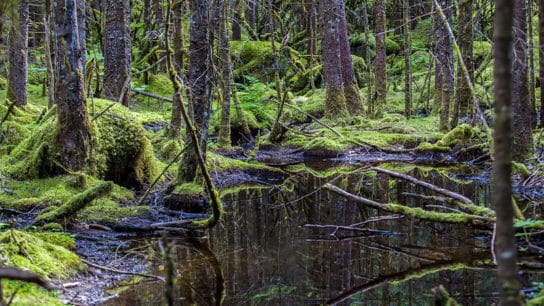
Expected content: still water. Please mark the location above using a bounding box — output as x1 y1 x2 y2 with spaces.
106 163 544 305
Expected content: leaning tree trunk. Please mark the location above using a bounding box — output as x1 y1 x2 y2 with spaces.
7 0 29 107
103 0 132 105
453 0 473 127
374 0 386 118
54 0 92 171
493 0 522 304
512 0 534 160
178 0 211 183
319 0 348 119
337 0 363 115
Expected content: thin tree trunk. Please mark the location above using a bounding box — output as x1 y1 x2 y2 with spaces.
437 0 453 131
307 0 317 93
232 0 241 41
218 0 232 147
374 0 387 118
493 0 522 304
403 0 412 118
169 0 184 138
453 0 474 126
362 0 373 116
512 0 534 159
44 0 55 107
268 0 286 142
54 0 92 171
540 0 544 127
528 0 537 128
7 0 29 107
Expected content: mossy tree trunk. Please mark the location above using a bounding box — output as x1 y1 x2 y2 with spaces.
54 0 92 172
374 0 386 118
178 0 212 183
493 0 522 303
7 0 29 107
527 0 537 128
540 0 544 128
512 0 534 160
403 0 412 119
318 0 348 119
154 0 166 72
169 0 184 138
102 0 131 105
306 0 317 93
231 0 241 41
218 0 232 147
337 0 363 115
452 0 474 127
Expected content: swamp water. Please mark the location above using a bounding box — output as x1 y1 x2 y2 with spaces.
104 162 544 305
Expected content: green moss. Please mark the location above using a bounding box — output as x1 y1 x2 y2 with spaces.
80 199 151 223
512 161 531 177
528 289 544 305
41 223 64 232
36 181 114 222
173 182 205 196
324 84 349 119
0 230 81 305
386 203 478 224
1 121 30 153
437 124 477 147
414 142 451 152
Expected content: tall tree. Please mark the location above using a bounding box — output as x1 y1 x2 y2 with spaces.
539 0 544 127
436 0 453 131
178 0 212 183
231 0 241 41
169 0 184 138
453 0 474 126
512 0 534 159
7 0 29 107
374 0 386 118
103 0 132 105
403 0 412 118
337 0 363 115
318 0 348 119
54 0 92 171
218 0 232 147
493 0 522 304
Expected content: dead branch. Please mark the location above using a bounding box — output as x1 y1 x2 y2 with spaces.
0 267 55 290
81 258 165 282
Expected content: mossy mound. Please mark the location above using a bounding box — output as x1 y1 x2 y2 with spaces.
0 230 81 305
437 124 478 147
1 120 30 153
164 182 208 212
3 99 159 188
302 136 346 158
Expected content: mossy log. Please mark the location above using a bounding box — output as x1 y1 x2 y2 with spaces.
325 183 493 225
36 181 113 222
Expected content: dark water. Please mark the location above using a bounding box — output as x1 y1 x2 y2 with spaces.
106 163 544 305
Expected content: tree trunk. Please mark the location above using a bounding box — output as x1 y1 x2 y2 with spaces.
437 0 453 131
178 0 211 183
337 0 363 115
540 0 544 127
54 0 92 171
374 0 387 118
512 0 534 160
528 0 537 128
403 0 412 118
7 0 29 107
170 0 184 138
307 0 317 93
453 0 474 126
319 0 348 119
77 0 86 75
232 0 241 41
246 0 256 38
218 0 232 147
103 0 132 105
493 0 522 304
44 0 55 108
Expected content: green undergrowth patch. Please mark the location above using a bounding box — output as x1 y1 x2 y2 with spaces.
206 151 280 174
283 163 359 178
0 230 81 305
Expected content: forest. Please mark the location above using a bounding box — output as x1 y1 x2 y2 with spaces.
0 0 544 304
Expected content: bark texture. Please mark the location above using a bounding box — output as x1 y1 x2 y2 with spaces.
178 0 211 183
218 0 232 147
7 0 29 107
539 0 544 127
103 0 132 105
319 0 348 119
54 0 92 171
436 0 453 131
512 0 534 159
374 0 386 118
453 0 474 126
493 0 522 304
170 0 184 137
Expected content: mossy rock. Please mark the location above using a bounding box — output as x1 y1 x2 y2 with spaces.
302 136 346 158
414 142 451 152
164 182 208 213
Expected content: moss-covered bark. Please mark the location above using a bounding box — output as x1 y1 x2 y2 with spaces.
324 83 349 119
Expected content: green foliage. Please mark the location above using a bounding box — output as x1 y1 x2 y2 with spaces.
437 124 478 147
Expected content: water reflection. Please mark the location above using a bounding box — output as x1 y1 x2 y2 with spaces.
109 165 544 305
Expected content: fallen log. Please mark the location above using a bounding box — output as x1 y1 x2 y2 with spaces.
0 267 55 291
324 183 493 225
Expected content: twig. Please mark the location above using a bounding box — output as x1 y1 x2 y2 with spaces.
81 258 165 281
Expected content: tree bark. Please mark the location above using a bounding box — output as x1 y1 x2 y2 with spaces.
436 0 453 131
319 0 348 119
374 0 387 118
169 0 184 138
337 0 363 115
403 0 412 118
218 0 232 147
540 0 544 127
178 0 211 183
453 0 474 126
103 0 132 105
7 0 29 107
493 0 522 304
54 0 92 171
231 0 241 41
512 0 534 159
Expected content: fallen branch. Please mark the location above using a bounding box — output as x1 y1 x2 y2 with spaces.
81 258 164 281
130 88 173 102
0 267 55 290
36 182 113 223
324 183 493 225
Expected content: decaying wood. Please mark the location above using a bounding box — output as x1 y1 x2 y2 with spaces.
0 267 55 290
